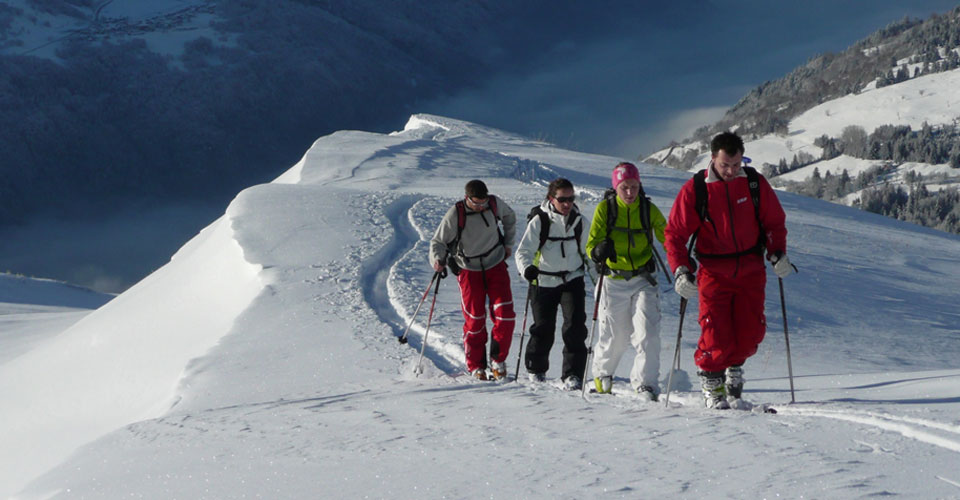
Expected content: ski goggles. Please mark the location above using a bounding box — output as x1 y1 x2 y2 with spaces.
554 195 576 203
466 197 489 209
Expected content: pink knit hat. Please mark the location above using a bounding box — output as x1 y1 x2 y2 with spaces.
612 162 640 189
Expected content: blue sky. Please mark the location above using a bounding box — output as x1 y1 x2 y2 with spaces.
423 0 960 159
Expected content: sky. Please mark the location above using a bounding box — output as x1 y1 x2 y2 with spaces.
4 114 960 497
2 0 959 296
423 0 960 159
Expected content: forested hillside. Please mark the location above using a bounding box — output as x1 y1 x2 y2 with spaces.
652 6 960 236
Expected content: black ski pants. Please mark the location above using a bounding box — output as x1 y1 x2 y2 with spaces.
524 276 588 380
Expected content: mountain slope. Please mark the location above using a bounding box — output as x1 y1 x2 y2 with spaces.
0 273 111 365
4 115 960 498
646 9 960 238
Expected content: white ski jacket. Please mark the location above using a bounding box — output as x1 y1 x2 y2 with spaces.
515 200 592 288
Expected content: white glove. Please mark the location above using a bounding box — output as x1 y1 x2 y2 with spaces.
673 266 698 300
770 252 794 278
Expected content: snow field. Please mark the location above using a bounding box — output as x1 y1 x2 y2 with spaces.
7 114 960 498
0 214 263 497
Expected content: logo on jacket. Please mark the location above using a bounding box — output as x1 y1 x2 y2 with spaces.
737 196 748 204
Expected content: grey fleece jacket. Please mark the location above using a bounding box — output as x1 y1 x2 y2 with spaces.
429 196 517 272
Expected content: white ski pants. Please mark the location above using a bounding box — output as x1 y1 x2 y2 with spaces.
591 275 661 391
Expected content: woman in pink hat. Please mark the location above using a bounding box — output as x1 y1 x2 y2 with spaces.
584 162 667 400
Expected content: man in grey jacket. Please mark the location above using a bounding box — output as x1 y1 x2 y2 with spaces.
429 179 518 381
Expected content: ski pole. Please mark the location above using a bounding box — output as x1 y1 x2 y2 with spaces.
779 278 796 403
663 297 687 407
414 269 444 376
581 267 606 399
398 270 440 344
513 283 534 381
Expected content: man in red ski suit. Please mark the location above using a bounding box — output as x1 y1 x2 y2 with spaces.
429 179 517 381
664 131 793 409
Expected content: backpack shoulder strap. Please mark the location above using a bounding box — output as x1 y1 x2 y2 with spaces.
488 195 500 220
454 200 466 244
641 195 653 239
743 166 761 218
743 166 766 249
527 205 550 251
693 170 708 221
603 189 617 239
573 214 583 245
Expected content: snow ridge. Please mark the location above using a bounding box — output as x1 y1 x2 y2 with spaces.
0 209 263 497
8 114 960 498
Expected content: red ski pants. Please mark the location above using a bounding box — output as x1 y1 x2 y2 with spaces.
456 261 515 372
694 263 767 372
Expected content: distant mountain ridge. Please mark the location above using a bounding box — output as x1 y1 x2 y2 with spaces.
2 0 664 224
656 6 960 164
647 5 960 234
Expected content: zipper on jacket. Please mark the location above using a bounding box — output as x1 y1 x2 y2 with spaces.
724 182 741 277
626 205 636 271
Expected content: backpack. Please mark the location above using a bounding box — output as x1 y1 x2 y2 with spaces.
526 205 583 254
601 186 660 277
603 187 655 257
526 204 586 282
446 195 505 274
688 165 765 265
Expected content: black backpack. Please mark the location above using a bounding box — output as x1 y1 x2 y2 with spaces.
525 204 586 282
526 205 583 254
603 187 655 256
688 166 765 265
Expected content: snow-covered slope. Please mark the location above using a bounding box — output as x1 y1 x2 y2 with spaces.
0 217 262 495
4 115 960 498
789 67 960 141
0 273 111 364
650 67 960 200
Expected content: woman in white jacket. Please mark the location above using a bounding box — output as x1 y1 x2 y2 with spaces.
515 178 593 390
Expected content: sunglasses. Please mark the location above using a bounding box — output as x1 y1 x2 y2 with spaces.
554 195 576 203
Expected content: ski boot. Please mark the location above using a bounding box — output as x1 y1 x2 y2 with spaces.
594 375 613 394
725 365 744 400
637 384 659 402
472 368 488 381
699 370 730 409
528 372 546 383
562 375 582 391
490 360 507 381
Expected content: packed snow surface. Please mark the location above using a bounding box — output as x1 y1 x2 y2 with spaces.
2 114 960 498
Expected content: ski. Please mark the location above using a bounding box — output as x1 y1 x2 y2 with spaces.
586 388 658 403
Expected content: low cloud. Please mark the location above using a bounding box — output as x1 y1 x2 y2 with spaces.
613 106 730 161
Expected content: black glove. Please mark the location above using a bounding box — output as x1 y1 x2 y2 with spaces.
523 265 539 282
591 239 617 264
446 255 461 276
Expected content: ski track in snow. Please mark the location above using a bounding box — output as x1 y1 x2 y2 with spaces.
939 475 960 489
365 150 960 468
13 114 960 498
775 406 960 454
